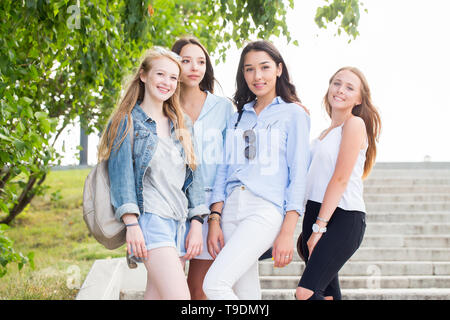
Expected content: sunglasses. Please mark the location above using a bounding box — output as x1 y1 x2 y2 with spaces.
153 46 182 61
243 128 256 160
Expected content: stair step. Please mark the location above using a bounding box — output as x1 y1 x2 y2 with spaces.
364 194 450 202
364 186 450 194
360 235 450 247
260 288 450 300
258 261 450 276
294 222 450 235
259 275 450 289
290 247 450 262
365 202 450 211
290 235 450 248
363 178 450 186
119 286 450 300
367 169 450 178
365 212 450 223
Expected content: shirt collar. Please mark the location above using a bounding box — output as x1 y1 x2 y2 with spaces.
132 102 152 122
132 102 175 131
243 96 284 113
197 91 215 121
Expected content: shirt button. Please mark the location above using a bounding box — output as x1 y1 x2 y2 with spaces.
240 186 245 190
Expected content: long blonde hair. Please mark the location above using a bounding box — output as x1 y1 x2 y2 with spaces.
324 66 381 179
97 48 197 170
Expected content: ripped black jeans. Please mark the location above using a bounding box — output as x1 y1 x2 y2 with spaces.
298 200 366 300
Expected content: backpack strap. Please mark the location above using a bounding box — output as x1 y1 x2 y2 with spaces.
234 109 244 129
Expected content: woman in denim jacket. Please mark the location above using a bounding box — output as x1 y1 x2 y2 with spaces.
97 47 209 300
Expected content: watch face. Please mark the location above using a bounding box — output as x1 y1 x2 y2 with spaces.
312 224 319 232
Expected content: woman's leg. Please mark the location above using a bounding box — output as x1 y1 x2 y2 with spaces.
187 259 213 300
297 204 366 300
203 189 283 300
187 215 215 300
143 247 190 300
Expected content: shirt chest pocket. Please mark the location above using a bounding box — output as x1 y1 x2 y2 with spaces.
133 130 155 159
257 120 287 152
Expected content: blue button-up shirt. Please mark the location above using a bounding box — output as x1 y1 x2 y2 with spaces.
191 91 235 191
210 96 310 216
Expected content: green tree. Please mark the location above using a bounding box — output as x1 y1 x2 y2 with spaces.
0 0 362 223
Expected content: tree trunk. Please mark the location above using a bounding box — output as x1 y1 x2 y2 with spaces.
0 172 47 225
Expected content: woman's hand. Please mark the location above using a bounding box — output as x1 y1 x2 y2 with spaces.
122 213 147 260
184 219 203 260
294 101 310 116
306 232 323 256
272 233 294 268
207 220 224 259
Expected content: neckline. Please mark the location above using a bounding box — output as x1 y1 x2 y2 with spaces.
318 124 344 142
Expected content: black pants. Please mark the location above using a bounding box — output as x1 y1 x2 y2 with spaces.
298 200 366 300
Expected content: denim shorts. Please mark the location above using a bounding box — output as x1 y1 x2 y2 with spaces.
130 212 190 260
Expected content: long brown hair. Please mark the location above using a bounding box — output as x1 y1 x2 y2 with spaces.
171 36 215 93
97 48 197 170
233 40 300 112
324 66 381 179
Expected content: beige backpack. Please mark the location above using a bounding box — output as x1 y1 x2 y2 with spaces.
82 119 134 250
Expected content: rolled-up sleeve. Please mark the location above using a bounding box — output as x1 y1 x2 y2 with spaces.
284 109 311 216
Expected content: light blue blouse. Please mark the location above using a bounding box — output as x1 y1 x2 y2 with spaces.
209 96 311 216
191 91 235 200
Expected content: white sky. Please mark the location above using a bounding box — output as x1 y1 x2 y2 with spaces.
58 0 450 165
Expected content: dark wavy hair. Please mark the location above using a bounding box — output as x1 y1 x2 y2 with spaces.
171 36 215 93
233 40 300 112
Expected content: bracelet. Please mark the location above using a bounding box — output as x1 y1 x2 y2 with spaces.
190 216 204 224
316 216 329 223
210 211 222 217
125 223 139 227
207 215 221 224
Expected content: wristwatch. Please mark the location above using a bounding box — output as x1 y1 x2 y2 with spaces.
312 223 327 233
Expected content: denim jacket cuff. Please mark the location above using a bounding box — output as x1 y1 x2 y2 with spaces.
188 204 210 219
115 203 140 222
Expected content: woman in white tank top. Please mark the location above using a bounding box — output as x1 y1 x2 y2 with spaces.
296 67 381 300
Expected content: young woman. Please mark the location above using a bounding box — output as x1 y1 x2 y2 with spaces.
296 66 381 300
97 47 209 300
202 40 310 300
171 37 234 300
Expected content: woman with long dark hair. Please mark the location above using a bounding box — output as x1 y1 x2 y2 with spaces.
202 40 310 299
171 36 234 300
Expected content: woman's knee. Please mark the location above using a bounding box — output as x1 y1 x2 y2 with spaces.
296 286 315 300
202 271 231 299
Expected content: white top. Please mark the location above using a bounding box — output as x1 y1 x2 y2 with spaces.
305 123 367 212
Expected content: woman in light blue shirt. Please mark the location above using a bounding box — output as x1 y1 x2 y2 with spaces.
202 40 310 300
171 37 234 300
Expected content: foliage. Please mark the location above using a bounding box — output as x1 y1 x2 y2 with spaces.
0 224 34 278
0 0 361 278
315 0 365 41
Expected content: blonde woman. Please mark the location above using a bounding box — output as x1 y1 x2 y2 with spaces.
97 47 209 300
296 67 381 300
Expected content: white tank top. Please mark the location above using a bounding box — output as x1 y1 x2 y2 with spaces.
305 123 367 212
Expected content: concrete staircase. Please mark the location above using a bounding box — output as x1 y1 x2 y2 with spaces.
78 162 450 300
261 162 450 300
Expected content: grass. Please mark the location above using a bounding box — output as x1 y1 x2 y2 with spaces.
0 168 126 300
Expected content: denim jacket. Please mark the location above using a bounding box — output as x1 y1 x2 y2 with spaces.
108 103 209 222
